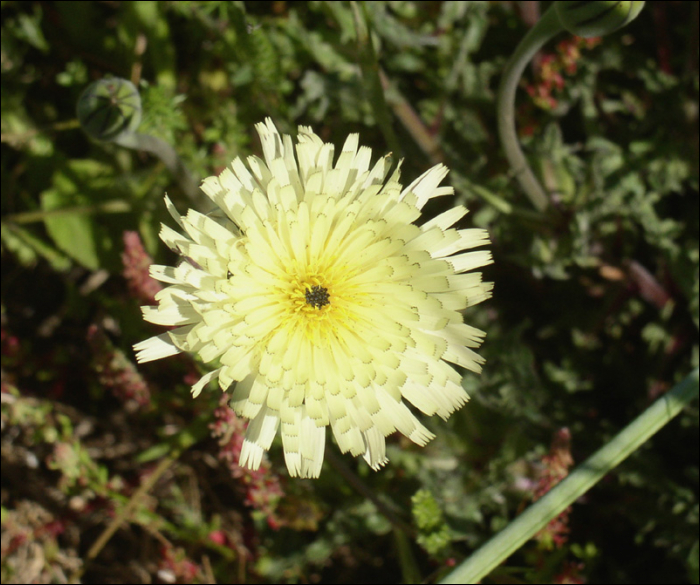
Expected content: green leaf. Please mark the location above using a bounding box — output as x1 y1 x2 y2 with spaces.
41 188 102 270
39 159 129 270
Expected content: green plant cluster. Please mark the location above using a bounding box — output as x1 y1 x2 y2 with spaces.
1 1 697 584
412 489 453 558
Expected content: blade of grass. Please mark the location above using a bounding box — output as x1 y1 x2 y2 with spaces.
439 368 700 584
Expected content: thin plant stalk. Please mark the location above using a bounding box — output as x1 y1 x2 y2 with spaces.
85 452 178 562
439 368 699 584
114 132 207 210
350 1 401 158
497 6 563 211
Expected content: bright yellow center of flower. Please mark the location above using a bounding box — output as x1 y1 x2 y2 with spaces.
279 260 361 343
287 270 331 316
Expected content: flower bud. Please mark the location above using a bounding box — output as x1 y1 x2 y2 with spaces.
555 1 645 38
77 78 142 141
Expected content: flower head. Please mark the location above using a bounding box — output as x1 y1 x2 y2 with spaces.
134 119 492 478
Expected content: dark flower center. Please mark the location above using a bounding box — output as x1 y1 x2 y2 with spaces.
305 285 330 309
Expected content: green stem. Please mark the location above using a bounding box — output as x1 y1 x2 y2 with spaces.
324 448 414 537
497 6 563 212
439 368 700 584
378 69 444 165
350 1 401 158
85 451 179 561
115 132 207 210
394 528 422 584
5 200 131 224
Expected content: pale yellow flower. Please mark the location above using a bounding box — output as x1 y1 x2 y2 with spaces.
134 119 493 478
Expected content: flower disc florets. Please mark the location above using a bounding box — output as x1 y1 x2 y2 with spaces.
134 119 493 478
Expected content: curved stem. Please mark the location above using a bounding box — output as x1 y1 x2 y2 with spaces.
115 132 207 210
439 368 699 584
497 6 563 211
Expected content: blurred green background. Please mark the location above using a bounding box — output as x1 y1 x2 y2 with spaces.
1 1 698 583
